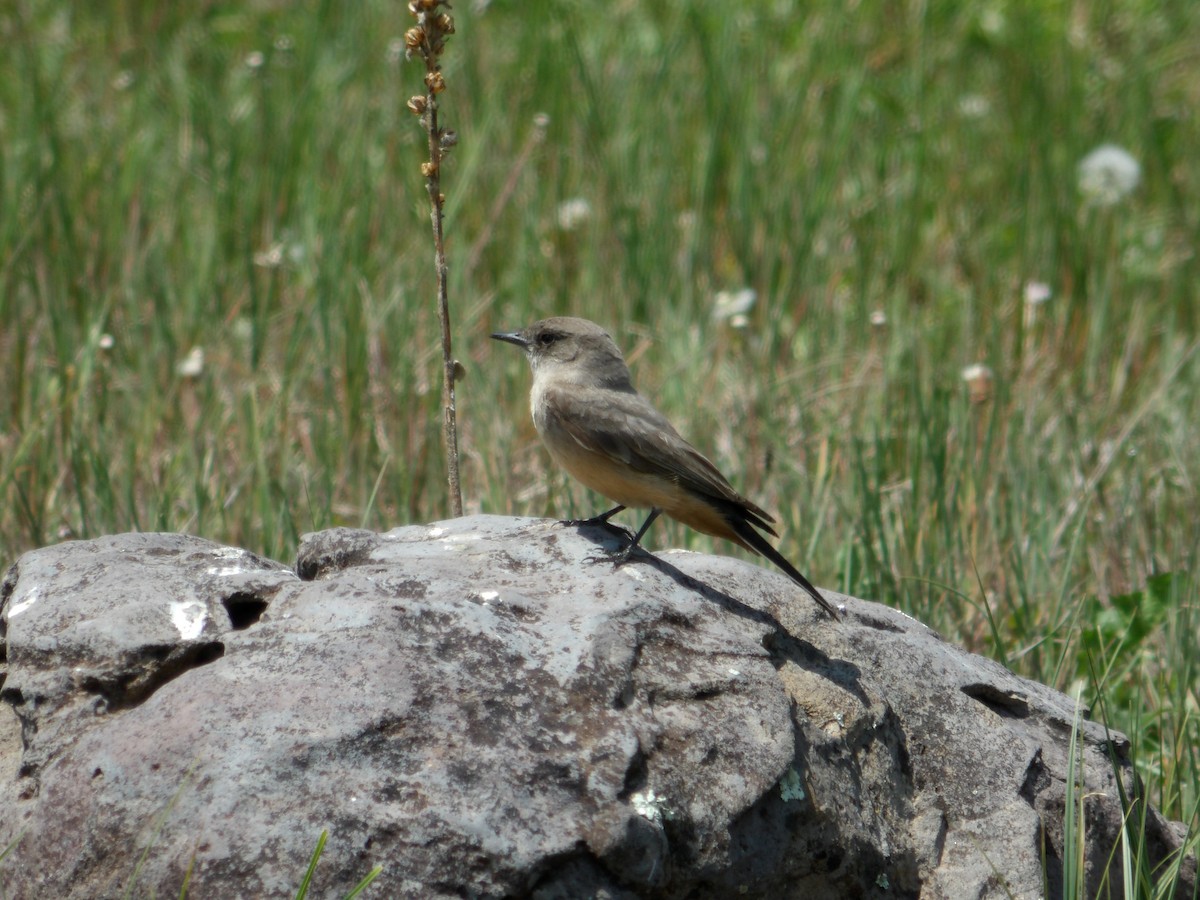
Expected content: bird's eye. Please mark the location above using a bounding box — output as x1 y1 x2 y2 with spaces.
537 332 559 347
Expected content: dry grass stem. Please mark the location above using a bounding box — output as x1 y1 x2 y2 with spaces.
406 0 463 517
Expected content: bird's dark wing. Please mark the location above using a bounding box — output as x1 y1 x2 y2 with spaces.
542 384 778 534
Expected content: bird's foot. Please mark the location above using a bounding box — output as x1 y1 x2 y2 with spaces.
583 542 647 569
583 549 629 568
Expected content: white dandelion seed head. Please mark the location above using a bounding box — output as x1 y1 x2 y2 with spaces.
556 198 592 231
1078 144 1141 207
961 363 993 383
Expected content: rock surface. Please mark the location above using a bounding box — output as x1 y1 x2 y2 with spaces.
0 516 1192 899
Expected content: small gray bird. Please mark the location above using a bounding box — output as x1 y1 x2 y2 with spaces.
492 316 839 620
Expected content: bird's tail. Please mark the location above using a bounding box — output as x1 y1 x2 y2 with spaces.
727 515 840 620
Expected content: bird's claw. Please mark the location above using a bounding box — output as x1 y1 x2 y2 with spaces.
583 544 642 569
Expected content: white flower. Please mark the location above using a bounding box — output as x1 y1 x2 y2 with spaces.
962 364 994 403
556 198 592 231
979 8 1006 37
254 243 284 268
176 347 205 378
1077 144 1141 206
957 94 990 119
869 309 887 328
1023 281 1052 305
712 288 756 328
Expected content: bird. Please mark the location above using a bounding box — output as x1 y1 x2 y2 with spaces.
491 316 839 620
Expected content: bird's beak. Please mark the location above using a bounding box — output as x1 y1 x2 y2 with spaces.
491 330 530 349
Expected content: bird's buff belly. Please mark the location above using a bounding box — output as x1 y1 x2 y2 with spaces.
543 439 735 541
543 440 662 506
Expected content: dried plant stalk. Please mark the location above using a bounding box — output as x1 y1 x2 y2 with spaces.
406 0 463 516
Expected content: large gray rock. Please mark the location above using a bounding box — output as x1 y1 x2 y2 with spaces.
0 517 1192 899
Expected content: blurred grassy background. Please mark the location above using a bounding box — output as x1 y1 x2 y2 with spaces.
2 0 1198 836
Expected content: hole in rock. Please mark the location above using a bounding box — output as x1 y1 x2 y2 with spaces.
222 592 269 629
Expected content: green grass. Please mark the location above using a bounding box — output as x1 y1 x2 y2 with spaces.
2 0 1198 889
293 830 382 900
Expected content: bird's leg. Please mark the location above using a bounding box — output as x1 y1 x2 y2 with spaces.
585 508 661 567
621 508 660 555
